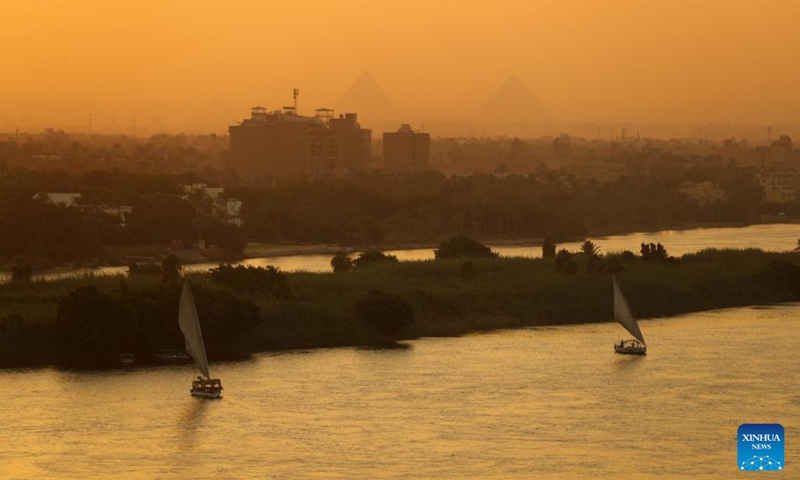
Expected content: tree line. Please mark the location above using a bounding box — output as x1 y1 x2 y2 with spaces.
0 164 766 263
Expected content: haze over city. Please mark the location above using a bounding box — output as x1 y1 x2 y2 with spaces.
4 1 800 478
2 0 799 137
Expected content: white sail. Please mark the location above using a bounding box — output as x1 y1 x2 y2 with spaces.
612 276 645 345
178 281 211 379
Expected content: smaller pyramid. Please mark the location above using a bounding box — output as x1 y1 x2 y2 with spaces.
335 71 400 120
478 75 549 122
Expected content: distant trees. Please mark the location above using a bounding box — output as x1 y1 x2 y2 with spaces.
201 220 246 258
0 199 103 261
0 148 778 266
125 195 197 246
435 236 498 259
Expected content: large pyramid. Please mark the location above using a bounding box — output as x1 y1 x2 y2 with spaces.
335 71 400 120
478 75 549 122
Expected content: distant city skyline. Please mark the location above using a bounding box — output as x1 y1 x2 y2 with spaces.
2 0 799 136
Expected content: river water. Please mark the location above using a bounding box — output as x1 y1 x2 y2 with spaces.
5 223 800 283
2 304 799 479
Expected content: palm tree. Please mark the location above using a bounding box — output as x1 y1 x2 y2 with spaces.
580 240 600 257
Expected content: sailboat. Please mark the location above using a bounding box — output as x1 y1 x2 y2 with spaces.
178 280 223 398
612 276 647 355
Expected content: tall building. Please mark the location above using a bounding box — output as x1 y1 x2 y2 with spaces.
228 104 371 178
382 124 430 171
327 113 372 174
770 135 793 165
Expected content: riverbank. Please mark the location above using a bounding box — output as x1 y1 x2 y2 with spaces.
0 248 798 368
0 220 779 276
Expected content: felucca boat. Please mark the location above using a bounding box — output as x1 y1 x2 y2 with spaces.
612 276 647 355
178 280 223 398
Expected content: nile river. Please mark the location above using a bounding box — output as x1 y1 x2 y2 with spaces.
2 305 799 479
6 223 800 283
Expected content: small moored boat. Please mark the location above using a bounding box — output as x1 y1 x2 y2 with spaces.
155 349 191 363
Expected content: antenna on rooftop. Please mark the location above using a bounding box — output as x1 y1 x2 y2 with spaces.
293 88 299 115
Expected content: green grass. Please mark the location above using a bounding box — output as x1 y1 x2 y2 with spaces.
1 248 798 367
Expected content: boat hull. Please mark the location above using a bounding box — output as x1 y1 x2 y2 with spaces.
614 339 646 355
190 377 223 399
119 353 135 366
191 390 222 399
614 346 647 355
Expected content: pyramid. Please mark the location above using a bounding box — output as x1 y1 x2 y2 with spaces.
334 71 400 120
478 75 549 122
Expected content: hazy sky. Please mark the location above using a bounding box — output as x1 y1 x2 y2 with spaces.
2 0 798 133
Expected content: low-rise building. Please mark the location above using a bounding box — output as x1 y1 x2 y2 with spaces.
97 205 134 225
678 181 726 205
758 167 800 203
33 192 82 207
181 184 242 225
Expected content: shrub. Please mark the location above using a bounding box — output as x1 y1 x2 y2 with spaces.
554 249 578 275
56 282 261 365
56 285 136 365
756 260 800 297
209 264 289 297
606 256 625 274
541 236 557 259
353 251 399 268
0 314 51 367
585 255 605 274
10 257 32 282
355 290 415 338
127 262 160 275
161 254 183 283
460 260 474 279
330 251 353 273
434 235 498 259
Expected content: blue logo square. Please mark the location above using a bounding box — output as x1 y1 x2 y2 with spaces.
738 424 784 471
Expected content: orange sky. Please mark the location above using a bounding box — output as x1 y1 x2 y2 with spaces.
1 0 798 134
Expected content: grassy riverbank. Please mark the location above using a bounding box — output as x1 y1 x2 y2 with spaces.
0 248 798 368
